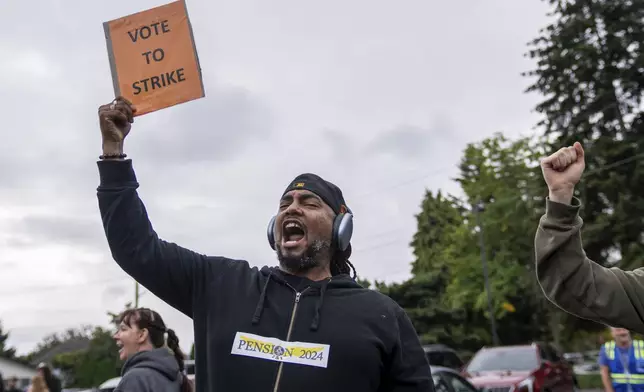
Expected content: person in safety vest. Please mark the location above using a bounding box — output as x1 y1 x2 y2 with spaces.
599 327 644 392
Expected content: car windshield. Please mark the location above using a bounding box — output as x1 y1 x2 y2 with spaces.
426 351 463 369
466 347 539 372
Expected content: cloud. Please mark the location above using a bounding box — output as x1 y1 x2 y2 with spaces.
0 79 275 217
320 129 360 167
368 125 432 158
131 83 275 165
102 284 128 300
8 215 106 252
365 116 459 161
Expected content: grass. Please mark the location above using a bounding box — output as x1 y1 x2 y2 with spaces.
576 373 603 389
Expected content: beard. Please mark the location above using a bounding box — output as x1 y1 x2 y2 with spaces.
276 238 332 274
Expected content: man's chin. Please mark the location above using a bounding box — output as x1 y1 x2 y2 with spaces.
277 250 318 273
276 238 332 274
278 258 317 274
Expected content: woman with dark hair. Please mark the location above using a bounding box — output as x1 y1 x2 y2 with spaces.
113 307 192 392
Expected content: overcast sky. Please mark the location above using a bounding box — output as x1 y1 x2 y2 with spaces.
0 0 550 356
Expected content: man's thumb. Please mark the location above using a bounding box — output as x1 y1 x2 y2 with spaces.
574 142 585 160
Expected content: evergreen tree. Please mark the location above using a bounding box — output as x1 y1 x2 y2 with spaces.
376 270 487 355
402 133 604 347
0 321 16 359
410 190 465 276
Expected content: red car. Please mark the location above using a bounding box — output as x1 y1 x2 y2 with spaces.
463 343 579 392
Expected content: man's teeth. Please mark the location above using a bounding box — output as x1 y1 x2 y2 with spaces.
286 222 301 229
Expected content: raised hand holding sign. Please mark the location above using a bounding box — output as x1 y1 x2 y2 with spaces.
98 97 136 158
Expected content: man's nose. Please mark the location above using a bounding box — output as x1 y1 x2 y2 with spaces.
284 202 304 215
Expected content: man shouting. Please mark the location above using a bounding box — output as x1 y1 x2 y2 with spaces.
96 97 434 392
536 142 644 334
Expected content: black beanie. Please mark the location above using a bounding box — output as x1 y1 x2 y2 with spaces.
282 173 351 215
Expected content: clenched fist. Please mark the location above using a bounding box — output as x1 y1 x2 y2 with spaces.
540 142 585 205
98 97 136 157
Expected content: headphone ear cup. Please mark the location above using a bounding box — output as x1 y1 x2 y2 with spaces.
332 213 353 251
267 216 277 250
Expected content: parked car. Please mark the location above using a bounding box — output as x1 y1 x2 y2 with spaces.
562 352 584 365
464 343 579 392
432 365 480 392
423 344 465 370
185 359 195 381
97 377 120 392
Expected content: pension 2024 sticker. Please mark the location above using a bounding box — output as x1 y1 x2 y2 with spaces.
231 332 330 368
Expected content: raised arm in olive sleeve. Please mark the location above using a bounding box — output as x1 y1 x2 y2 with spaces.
535 196 644 334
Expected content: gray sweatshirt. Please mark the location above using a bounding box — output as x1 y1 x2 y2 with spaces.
115 348 182 392
535 197 644 333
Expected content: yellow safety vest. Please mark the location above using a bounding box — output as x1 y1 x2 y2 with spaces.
604 340 644 386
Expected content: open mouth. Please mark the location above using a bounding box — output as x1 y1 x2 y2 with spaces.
282 219 306 247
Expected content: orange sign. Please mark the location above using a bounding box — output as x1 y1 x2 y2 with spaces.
103 0 205 116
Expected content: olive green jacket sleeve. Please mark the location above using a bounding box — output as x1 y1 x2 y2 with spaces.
535 197 644 334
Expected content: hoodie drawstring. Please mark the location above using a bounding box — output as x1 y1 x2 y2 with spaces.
252 271 273 325
310 279 330 331
251 272 331 331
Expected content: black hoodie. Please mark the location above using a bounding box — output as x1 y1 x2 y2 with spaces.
115 348 181 392
97 159 434 392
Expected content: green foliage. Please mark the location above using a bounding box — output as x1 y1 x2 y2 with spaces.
447 134 547 314
22 326 94 364
409 134 549 322
23 308 133 388
190 343 195 360
410 189 466 277
0 321 16 359
576 374 603 390
377 135 531 348
380 132 607 351
376 270 487 353
52 327 120 388
356 277 371 289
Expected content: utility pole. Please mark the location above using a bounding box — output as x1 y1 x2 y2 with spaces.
134 281 140 308
474 200 500 346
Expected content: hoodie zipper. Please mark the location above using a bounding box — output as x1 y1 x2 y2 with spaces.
272 287 309 392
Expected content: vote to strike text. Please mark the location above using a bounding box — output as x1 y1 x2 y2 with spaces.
128 20 187 95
